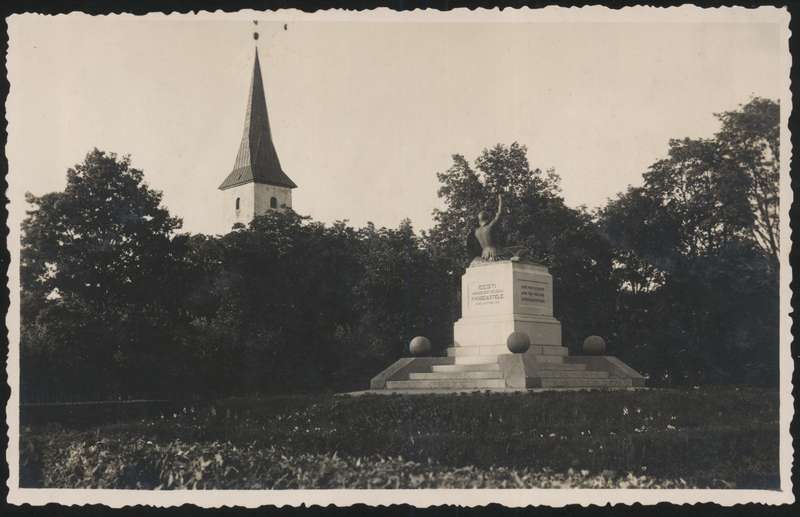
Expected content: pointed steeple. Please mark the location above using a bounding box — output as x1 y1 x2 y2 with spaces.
219 49 297 190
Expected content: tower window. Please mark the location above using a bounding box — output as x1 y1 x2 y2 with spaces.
270 197 278 209
235 197 240 210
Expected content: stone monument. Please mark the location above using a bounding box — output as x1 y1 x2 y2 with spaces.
370 195 645 391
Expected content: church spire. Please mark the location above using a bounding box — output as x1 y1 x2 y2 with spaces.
218 40 297 191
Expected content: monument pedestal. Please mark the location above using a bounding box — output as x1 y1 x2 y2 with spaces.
454 260 562 349
369 260 645 392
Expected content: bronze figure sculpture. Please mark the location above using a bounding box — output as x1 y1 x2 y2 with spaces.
476 194 504 260
467 194 529 265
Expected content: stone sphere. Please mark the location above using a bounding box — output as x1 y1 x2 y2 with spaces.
506 332 531 354
583 335 606 355
409 336 432 356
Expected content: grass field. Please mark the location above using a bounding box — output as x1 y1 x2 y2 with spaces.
20 386 779 489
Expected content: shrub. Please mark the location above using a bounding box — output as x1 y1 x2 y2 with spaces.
21 388 779 489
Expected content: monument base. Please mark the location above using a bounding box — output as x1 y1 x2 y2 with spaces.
370 260 645 391
370 354 646 391
453 314 562 348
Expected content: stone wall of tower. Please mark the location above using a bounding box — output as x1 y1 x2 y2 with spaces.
221 183 292 231
222 183 255 230
254 183 292 215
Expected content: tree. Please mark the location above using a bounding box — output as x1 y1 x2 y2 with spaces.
352 219 453 367
715 97 780 265
178 212 453 395
643 138 752 260
602 98 779 280
598 99 780 386
22 149 181 306
600 187 670 293
20 149 182 400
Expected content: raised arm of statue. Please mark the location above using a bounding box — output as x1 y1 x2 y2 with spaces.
488 194 503 227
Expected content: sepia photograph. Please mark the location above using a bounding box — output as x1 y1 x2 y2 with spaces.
4 6 794 507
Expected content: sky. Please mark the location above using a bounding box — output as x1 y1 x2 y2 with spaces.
6 11 786 235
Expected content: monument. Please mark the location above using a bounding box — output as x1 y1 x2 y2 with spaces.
371 195 645 391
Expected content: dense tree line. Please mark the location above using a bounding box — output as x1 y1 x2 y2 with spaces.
600 98 779 385
19 98 780 401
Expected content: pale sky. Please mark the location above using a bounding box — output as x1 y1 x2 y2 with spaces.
7 11 785 235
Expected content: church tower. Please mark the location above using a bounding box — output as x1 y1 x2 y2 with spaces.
219 43 297 229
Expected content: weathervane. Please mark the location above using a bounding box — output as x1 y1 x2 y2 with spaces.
251 18 289 47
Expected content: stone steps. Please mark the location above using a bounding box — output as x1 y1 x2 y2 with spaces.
409 371 504 380
536 370 608 379
533 363 587 371
376 359 632 391
432 363 501 373
539 377 631 388
452 355 503 365
525 355 565 363
386 378 507 390
447 345 568 357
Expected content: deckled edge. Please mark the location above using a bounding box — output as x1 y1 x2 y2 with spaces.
3 4 795 508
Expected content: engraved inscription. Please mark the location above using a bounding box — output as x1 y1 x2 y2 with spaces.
520 280 547 305
470 282 505 306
